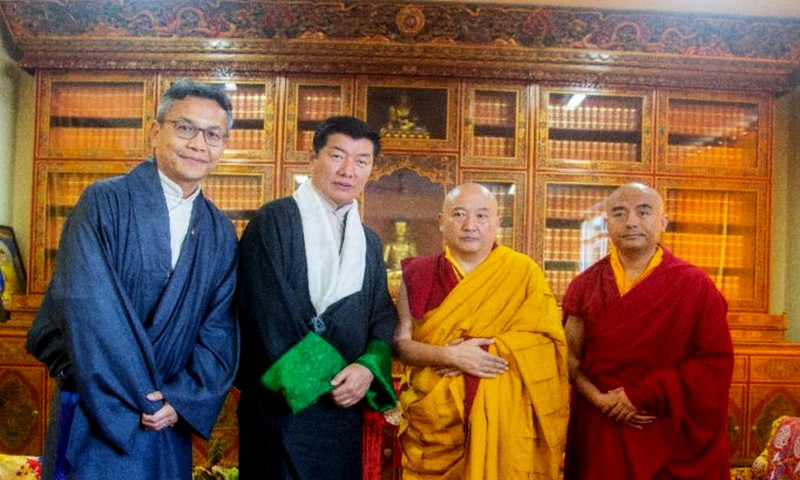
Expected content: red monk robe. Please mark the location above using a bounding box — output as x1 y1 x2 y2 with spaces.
562 247 733 480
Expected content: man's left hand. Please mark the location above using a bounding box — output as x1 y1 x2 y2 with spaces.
330 363 374 408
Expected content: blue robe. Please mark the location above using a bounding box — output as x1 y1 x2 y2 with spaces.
236 197 397 480
27 160 239 480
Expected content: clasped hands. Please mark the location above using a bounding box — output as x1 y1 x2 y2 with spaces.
594 387 656 429
141 391 178 431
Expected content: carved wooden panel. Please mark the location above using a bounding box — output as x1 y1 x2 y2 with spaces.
728 383 748 466
0 363 46 455
747 385 800 459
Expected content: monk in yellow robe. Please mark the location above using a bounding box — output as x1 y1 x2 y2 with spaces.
393 183 569 480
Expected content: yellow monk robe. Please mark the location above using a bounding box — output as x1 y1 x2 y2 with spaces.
399 245 569 480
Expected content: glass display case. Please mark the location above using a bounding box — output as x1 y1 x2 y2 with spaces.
284 77 353 162
657 91 771 177
538 88 653 172
36 72 157 159
462 83 528 168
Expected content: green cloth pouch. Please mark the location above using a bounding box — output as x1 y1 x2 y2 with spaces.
260 332 347 414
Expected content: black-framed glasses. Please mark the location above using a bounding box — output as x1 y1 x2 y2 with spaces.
163 119 228 147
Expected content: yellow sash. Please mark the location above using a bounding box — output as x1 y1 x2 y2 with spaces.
399 246 569 480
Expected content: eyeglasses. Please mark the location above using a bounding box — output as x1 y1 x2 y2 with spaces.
163 119 228 147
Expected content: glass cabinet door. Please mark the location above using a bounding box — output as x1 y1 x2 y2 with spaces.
534 174 650 302
37 72 157 159
656 91 771 177
657 179 768 311
462 83 528 169
538 88 653 172
31 161 141 292
284 76 353 162
160 76 277 161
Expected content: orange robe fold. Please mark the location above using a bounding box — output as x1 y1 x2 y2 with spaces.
399 246 569 480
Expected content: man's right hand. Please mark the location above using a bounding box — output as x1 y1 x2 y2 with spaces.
442 337 509 378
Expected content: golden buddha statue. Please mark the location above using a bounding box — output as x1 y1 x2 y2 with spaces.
380 93 430 139
383 218 418 297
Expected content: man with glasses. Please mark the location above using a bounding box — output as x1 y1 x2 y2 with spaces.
27 78 239 479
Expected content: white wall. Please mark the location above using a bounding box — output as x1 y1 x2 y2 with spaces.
0 47 17 226
776 87 800 340
0 47 33 273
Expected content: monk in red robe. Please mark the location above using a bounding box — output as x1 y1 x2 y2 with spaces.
394 183 569 480
563 182 733 480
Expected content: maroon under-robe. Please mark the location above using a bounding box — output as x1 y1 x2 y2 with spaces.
562 248 733 480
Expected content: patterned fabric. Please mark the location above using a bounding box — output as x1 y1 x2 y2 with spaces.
753 416 800 479
0 454 41 479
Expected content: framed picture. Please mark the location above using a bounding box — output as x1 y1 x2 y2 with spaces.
357 79 459 152
0 226 27 305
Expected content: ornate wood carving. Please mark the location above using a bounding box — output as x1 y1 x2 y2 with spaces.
1 1 798 91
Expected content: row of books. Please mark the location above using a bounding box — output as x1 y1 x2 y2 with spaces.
547 187 613 219
548 140 640 163
51 84 144 118
474 94 515 126
226 129 266 151
666 145 757 168
543 228 586 262
296 88 342 122
473 136 516 157
494 227 515 246
47 173 109 205
295 130 315 152
668 104 758 137
543 269 578 300
546 105 640 131
202 177 266 210
49 128 143 151
664 193 755 224
230 90 267 120
662 232 751 268
714 275 745 301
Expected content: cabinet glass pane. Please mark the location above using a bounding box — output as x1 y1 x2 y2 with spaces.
48 81 145 153
225 83 267 152
473 91 517 158
482 182 516 248
38 169 129 292
662 187 758 306
295 85 343 152
666 99 759 170
363 169 446 298
546 93 643 165
543 183 617 301
201 168 273 238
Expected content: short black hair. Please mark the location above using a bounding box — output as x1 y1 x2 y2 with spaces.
157 78 234 131
312 116 381 158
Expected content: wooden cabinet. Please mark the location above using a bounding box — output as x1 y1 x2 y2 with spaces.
728 343 800 466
